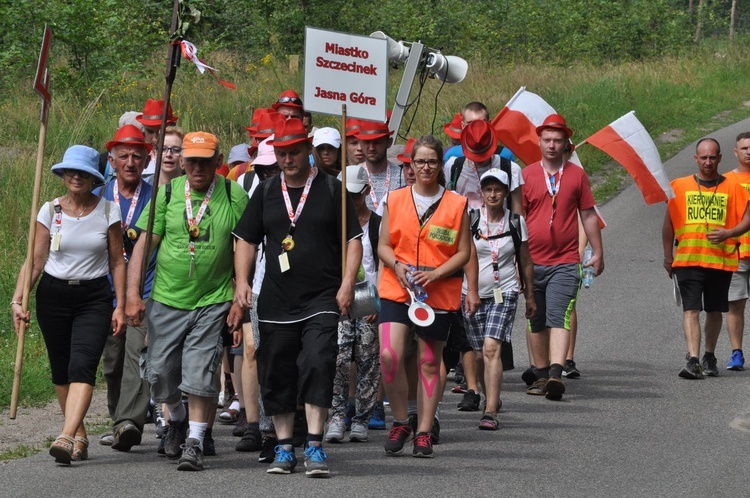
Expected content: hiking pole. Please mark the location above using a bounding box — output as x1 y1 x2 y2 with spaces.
140 0 182 294
11 25 52 420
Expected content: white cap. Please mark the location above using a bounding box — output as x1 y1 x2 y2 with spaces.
312 127 342 149
118 111 144 132
479 168 509 188
228 144 252 165
252 136 277 166
346 165 369 194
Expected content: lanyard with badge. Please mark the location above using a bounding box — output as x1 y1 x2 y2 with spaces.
542 163 564 228
367 166 390 211
113 180 142 262
482 206 506 304
185 177 216 277
278 167 317 273
50 198 63 251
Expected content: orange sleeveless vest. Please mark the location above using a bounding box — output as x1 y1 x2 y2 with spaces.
379 187 467 311
668 175 748 271
724 169 750 259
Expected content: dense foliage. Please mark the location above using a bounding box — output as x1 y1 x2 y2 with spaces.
1 0 748 93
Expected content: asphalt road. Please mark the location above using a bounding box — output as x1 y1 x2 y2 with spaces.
4 118 750 497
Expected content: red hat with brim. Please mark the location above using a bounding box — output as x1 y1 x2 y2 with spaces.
106 124 153 153
355 120 393 141
397 137 416 163
271 90 304 110
245 108 270 134
251 111 285 140
345 118 361 138
535 113 573 139
135 99 178 128
443 112 462 140
461 120 496 164
268 118 311 148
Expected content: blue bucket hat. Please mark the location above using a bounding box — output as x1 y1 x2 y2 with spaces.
50 145 105 183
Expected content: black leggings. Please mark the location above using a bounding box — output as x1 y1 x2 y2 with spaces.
35 273 113 385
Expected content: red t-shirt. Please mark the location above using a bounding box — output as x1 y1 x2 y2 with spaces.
522 161 596 265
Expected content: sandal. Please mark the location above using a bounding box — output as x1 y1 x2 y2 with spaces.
72 436 89 461
219 408 239 424
49 434 75 464
478 414 499 431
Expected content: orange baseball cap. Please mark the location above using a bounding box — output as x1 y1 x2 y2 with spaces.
183 132 219 159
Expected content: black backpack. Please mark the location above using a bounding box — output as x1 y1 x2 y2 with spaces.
468 208 524 292
448 155 514 211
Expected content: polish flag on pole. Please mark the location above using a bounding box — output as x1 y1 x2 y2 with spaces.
584 111 673 204
492 86 583 167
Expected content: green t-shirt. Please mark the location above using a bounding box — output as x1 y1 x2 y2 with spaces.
136 175 248 310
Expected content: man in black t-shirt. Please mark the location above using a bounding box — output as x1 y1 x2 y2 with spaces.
233 118 362 477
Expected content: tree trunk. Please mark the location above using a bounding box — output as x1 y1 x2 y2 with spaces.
693 0 704 45
689 0 694 16
730 0 738 44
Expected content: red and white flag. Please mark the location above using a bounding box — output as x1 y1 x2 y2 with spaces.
585 111 673 204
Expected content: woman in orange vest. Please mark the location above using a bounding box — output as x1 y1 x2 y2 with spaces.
378 135 472 458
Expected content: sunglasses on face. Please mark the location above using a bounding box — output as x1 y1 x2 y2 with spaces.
276 96 303 106
63 169 93 179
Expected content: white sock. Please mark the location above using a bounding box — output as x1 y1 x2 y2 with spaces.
188 421 208 450
407 400 417 416
228 398 240 412
167 400 186 423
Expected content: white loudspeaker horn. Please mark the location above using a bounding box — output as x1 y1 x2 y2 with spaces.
370 31 410 64
426 53 468 84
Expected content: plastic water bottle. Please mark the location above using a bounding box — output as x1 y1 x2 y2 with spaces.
582 244 595 289
405 264 429 301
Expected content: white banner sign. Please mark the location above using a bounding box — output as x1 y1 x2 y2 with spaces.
304 27 388 121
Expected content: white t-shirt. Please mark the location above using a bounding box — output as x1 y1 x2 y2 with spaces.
38 197 121 280
411 186 446 219
361 220 379 286
463 209 528 297
444 155 523 209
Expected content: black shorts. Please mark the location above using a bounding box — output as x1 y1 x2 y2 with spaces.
674 266 733 312
379 299 453 342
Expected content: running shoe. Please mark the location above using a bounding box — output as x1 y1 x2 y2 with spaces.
727 350 745 371
701 354 719 377
258 435 278 463
412 432 433 458
368 402 386 430
562 360 581 379
176 438 203 471
678 358 705 380
457 390 481 411
325 418 345 443
349 422 368 442
384 423 413 456
303 445 330 477
267 446 297 474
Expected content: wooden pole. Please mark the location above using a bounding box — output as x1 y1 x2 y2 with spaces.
140 0 182 293
11 25 52 420
341 105 347 279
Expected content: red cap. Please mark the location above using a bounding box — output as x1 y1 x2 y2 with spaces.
535 113 573 138
355 120 393 141
245 108 270 134
396 137 416 164
271 90 304 110
461 120 496 164
268 118 311 147
135 99 178 127
443 113 462 140
251 111 285 140
106 125 152 153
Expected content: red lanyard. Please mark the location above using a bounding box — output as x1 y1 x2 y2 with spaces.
185 177 216 263
52 198 63 235
482 206 505 287
542 163 564 227
281 167 317 247
367 165 390 211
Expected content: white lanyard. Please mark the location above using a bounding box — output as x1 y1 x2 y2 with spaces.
483 206 505 287
185 177 216 274
52 198 63 235
280 167 317 250
113 181 142 261
367 165 390 211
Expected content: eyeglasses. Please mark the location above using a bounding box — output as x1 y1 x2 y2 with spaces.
413 159 440 168
63 169 93 179
160 146 182 155
276 96 303 106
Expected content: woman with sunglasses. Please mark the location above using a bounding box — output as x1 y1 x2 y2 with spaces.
11 145 126 465
377 135 472 458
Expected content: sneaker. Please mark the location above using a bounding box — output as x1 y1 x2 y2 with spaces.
412 432 433 458
267 446 297 474
176 438 203 471
164 419 188 460
325 418 345 443
259 435 278 463
727 350 745 371
451 382 468 394
545 377 566 401
303 445 330 477
99 433 114 446
368 402 386 430
457 390 481 411
236 426 262 452
233 410 248 437
701 354 719 377
527 378 547 396
430 417 440 445
349 422 368 442
407 413 418 434
203 429 216 456
157 436 166 456
521 367 538 386
112 422 141 452
384 423 413 456
562 360 581 379
344 402 355 430
678 358 705 380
